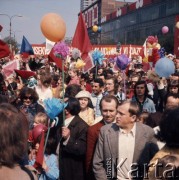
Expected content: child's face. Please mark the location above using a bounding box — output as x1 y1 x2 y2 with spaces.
68 70 76 78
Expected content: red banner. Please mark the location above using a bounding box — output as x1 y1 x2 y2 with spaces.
92 45 144 58
32 44 144 58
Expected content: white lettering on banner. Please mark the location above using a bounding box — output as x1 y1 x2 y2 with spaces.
129 47 142 56
123 47 129 55
32 46 46 55
32 45 144 57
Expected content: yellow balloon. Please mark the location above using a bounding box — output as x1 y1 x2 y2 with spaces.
92 25 98 32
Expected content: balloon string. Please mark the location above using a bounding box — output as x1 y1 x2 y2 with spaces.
44 123 51 154
123 70 126 101
62 60 65 126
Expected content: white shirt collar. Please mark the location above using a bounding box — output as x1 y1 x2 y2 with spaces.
64 116 75 127
120 122 136 137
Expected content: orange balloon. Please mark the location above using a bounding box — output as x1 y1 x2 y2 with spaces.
92 25 98 32
176 21 179 29
40 13 66 42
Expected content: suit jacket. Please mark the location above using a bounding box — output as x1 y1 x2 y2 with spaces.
59 115 89 180
86 120 105 180
93 122 159 180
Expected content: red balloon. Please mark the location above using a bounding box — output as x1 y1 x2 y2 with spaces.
162 26 169 34
32 124 47 143
40 13 66 42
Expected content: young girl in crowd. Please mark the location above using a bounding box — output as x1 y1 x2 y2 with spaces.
67 68 80 85
33 112 48 127
29 124 59 180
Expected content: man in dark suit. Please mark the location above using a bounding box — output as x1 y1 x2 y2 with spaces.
93 101 159 180
59 97 88 180
86 95 119 180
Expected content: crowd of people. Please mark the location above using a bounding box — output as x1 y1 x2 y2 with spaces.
0 54 179 180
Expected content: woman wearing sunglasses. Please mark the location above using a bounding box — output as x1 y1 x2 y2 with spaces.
15 87 45 130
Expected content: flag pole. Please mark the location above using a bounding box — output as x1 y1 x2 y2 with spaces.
95 65 98 79
62 59 65 126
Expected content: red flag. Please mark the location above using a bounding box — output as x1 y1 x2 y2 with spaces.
72 12 93 72
0 39 10 59
33 131 45 169
174 15 179 57
48 48 67 71
14 69 36 79
2 60 20 78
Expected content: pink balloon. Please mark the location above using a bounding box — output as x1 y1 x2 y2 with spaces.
162 26 169 34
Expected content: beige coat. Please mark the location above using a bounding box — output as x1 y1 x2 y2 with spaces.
0 165 38 180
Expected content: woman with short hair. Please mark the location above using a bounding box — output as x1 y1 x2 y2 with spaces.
16 87 45 130
0 103 37 180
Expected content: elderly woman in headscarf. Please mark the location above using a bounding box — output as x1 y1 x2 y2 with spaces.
75 90 95 126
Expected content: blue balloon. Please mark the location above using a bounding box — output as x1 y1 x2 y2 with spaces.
98 26 102 32
155 57 175 77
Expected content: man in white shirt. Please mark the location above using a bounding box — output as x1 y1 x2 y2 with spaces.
91 78 104 118
93 101 158 180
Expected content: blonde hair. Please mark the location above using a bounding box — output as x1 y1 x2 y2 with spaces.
34 112 48 126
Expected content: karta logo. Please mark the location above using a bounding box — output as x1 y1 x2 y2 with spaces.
105 158 179 179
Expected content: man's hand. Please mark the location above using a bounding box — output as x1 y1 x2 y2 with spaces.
62 127 70 140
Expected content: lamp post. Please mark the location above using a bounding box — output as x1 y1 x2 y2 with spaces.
13 30 21 41
0 14 22 50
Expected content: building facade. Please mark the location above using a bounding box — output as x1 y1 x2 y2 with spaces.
80 0 97 11
82 0 179 55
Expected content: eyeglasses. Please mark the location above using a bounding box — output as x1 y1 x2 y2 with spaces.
24 96 33 100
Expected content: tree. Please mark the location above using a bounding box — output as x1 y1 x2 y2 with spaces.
3 36 19 54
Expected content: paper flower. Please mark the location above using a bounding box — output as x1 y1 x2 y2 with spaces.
44 98 67 119
27 77 37 88
114 54 130 70
53 41 69 60
92 50 105 65
72 48 81 60
75 58 86 69
108 57 116 64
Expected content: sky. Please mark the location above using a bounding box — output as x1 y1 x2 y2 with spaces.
0 0 137 44
0 0 80 44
